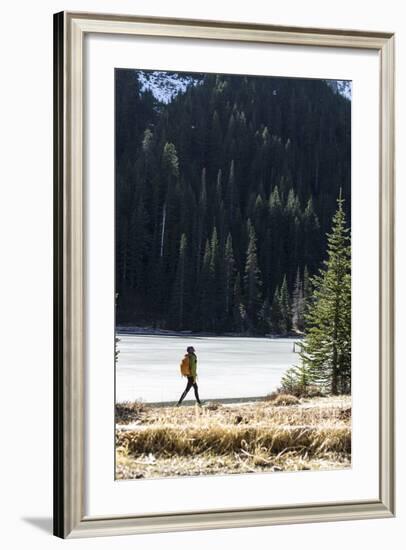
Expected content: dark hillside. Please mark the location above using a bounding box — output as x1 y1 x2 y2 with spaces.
115 69 351 334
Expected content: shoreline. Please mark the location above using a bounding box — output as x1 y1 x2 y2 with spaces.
116 326 304 339
125 396 268 409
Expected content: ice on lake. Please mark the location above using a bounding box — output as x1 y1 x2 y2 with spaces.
115 334 301 403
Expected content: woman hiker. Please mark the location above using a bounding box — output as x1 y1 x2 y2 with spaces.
176 346 202 406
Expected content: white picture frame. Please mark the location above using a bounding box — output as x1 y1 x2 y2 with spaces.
53 11 395 538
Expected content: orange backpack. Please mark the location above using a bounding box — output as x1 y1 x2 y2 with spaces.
180 355 191 377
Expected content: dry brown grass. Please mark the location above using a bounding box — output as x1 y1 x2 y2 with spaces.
265 393 301 406
115 396 351 479
117 424 350 456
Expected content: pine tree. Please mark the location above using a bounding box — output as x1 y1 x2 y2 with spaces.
244 220 263 331
302 264 313 317
209 226 224 332
279 367 297 395
270 285 282 333
215 169 226 239
226 159 236 224
162 142 179 178
142 128 154 160
303 197 321 274
280 363 311 396
269 185 283 290
258 296 271 334
303 265 311 300
161 142 180 287
277 275 291 335
224 233 236 326
232 272 246 332
171 233 188 329
208 110 223 178
284 189 301 288
199 239 213 331
210 227 220 270
299 192 351 395
291 267 305 332
126 196 145 291
195 168 207 278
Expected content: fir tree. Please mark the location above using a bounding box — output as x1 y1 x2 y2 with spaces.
171 233 188 329
232 273 246 332
299 192 351 395
209 226 223 331
280 363 311 396
270 285 282 333
226 159 236 224
303 197 321 273
224 233 236 326
162 142 179 179
195 167 207 278
269 185 283 290
258 296 271 334
291 267 305 332
244 220 263 330
126 194 149 292
279 275 291 334
302 264 313 317
199 239 213 331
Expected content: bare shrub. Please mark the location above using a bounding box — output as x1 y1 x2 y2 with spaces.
205 401 222 411
115 401 149 424
264 390 282 402
339 407 352 420
267 393 301 406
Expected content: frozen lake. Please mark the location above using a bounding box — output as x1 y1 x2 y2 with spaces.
116 334 301 403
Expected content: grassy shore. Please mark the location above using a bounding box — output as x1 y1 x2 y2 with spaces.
115 395 351 480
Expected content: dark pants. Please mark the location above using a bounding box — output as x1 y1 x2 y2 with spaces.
177 376 201 405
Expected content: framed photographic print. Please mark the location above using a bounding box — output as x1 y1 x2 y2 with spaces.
53 11 395 538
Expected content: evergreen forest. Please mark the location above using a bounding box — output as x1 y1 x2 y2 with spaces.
115 69 351 336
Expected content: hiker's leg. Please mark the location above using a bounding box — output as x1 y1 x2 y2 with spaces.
192 382 201 404
180 378 193 401
177 377 193 405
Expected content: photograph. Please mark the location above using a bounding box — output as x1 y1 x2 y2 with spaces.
114 68 352 480
51 8 395 538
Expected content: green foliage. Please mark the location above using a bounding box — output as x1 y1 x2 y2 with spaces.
244 220 263 330
299 192 351 395
280 364 311 397
279 275 291 334
171 233 188 329
270 276 291 336
162 142 179 178
232 273 246 332
270 285 282 334
115 69 351 333
223 233 236 328
291 267 305 332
